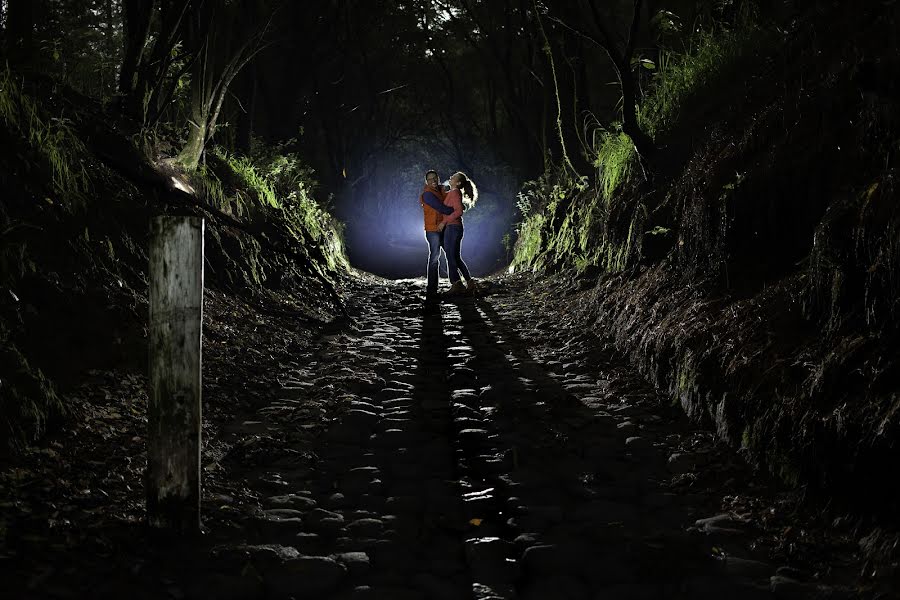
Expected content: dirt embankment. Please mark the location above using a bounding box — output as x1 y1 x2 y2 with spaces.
0 77 346 451
550 1 899 519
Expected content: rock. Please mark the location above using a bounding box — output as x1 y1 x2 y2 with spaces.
263 508 307 520
472 582 516 599
265 494 317 510
563 383 597 394
513 532 540 551
692 514 747 535
305 508 345 535
346 518 384 538
342 409 380 429
616 421 637 435
336 551 371 578
465 536 514 565
770 575 834 599
327 492 350 509
521 544 582 574
624 436 652 452
210 544 300 571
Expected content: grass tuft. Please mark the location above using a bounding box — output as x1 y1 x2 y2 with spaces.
0 68 90 208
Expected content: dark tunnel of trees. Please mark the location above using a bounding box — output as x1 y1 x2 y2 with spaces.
0 0 767 276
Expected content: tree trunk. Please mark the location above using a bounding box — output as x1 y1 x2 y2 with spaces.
617 57 655 160
179 114 208 171
119 0 155 107
176 0 261 170
584 0 655 162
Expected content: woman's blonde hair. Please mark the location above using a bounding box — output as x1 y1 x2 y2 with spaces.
453 171 478 210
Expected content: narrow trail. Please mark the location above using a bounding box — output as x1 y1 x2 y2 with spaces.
192 275 862 600
5 274 871 600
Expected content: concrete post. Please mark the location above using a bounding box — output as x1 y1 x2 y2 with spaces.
147 216 204 531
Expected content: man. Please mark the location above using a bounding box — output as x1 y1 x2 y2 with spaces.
420 169 454 301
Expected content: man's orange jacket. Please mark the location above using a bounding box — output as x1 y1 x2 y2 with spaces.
420 185 448 232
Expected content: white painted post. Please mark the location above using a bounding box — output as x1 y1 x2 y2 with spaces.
147 216 204 531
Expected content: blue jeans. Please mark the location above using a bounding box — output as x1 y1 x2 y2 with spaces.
443 225 471 283
425 230 443 294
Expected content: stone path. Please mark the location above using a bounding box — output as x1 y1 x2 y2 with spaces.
195 275 865 600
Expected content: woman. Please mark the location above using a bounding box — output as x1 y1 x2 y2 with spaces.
440 171 478 296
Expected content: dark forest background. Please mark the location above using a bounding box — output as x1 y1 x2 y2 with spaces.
0 0 767 275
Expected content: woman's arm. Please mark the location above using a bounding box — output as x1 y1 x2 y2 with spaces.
442 190 464 223
422 191 454 214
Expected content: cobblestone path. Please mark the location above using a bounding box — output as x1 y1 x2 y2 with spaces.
196 275 862 600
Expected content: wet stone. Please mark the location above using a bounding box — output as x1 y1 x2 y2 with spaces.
521 544 584 574
451 389 479 401
343 409 380 428
305 508 345 535
210 544 300 571
327 492 350 509
693 514 748 535
349 400 380 413
265 495 317 510
465 536 514 564
563 383 597 394
347 518 385 538
337 551 371 578
472 582 516 600
263 508 306 520
617 421 637 435
769 575 833 598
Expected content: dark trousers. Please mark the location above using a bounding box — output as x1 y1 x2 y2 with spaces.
425 230 443 294
443 224 471 284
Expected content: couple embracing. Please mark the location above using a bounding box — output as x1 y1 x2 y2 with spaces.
419 169 478 302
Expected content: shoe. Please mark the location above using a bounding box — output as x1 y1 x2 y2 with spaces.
444 281 466 296
465 279 478 295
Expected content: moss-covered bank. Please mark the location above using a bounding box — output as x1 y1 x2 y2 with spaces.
0 73 348 451
512 1 900 511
